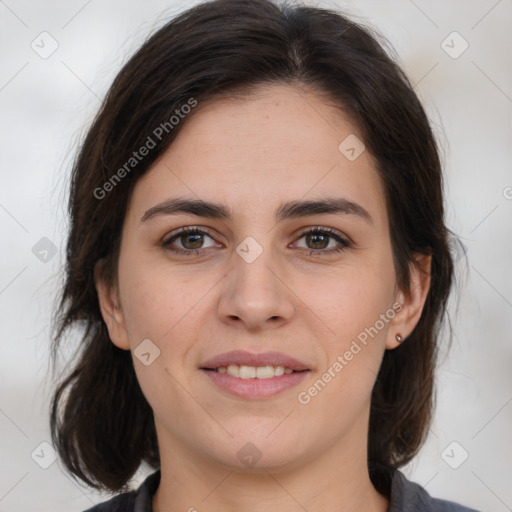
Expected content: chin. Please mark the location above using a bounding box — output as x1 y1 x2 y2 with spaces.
205 422 310 472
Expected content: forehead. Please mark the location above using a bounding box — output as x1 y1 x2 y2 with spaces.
128 84 387 229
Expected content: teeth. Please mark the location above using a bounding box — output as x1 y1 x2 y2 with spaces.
256 366 274 378
220 364 295 379
238 365 256 379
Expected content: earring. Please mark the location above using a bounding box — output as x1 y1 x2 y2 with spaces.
396 334 403 343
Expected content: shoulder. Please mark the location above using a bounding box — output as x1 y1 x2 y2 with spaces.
82 492 136 512
81 470 160 512
389 469 481 512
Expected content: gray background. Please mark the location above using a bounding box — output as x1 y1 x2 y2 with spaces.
0 0 511 510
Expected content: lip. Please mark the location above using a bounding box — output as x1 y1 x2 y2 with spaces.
201 368 310 399
199 350 311 400
200 350 311 371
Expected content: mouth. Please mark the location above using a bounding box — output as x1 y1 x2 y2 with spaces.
202 364 305 379
199 350 311 399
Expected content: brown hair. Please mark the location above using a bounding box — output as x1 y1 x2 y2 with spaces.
50 0 455 494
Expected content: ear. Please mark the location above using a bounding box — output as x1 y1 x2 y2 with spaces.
94 259 130 350
386 253 432 350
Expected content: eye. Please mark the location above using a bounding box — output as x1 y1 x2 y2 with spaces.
161 227 220 256
293 227 351 255
161 226 351 257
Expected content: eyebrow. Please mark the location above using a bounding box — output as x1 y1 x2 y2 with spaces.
140 196 373 225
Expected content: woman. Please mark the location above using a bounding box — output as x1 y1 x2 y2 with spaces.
49 0 479 510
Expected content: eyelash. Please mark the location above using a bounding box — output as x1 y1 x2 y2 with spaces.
161 226 352 257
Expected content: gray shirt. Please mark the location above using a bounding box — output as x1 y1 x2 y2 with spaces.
83 469 481 511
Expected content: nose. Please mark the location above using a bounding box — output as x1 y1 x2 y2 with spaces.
217 241 295 332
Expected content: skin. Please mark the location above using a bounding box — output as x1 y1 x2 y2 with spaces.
96 83 431 512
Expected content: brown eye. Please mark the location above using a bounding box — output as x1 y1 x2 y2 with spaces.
304 232 330 250
179 232 204 250
162 227 220 256
294 227 351 255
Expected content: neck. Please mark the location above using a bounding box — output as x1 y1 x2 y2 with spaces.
152 414 389 512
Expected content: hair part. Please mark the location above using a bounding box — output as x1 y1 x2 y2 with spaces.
50 0 454 493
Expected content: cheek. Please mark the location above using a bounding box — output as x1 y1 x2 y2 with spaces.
120 276 172 340
117 254 213 371
295 269 393 421
117 244 184 338
298 260 395 344
293 260 394 411
119 264 200 417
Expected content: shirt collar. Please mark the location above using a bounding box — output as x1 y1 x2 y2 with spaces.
131 467 441 512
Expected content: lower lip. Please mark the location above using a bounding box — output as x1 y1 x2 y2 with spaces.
201 369 310 399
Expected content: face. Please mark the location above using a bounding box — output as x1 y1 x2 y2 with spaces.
96 84 430 474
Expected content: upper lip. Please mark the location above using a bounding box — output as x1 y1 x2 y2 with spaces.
200 350 310 371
